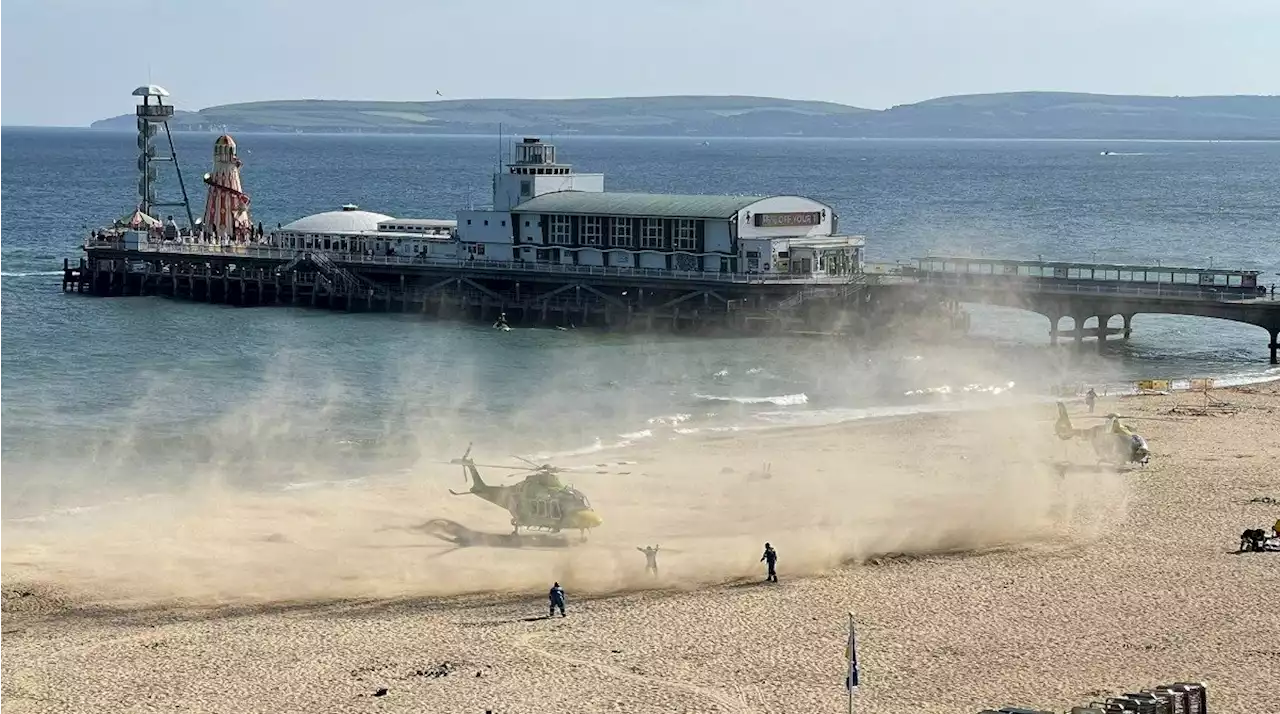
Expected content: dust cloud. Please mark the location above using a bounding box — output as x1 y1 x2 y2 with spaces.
1 323 1131 612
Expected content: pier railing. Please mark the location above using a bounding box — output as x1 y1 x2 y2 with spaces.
909 272 1263 303
83 240 867 286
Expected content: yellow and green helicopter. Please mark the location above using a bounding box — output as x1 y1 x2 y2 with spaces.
1053 401 1152 465
447 444 630 541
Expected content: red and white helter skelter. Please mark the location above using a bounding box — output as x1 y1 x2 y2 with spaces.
201 135 253 242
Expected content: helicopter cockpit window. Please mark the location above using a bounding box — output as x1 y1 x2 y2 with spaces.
548 500 562 519
566 489 590 508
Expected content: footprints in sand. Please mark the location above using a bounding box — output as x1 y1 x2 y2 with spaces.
516 631 755 713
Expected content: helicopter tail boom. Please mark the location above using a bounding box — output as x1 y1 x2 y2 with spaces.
449 462 492 496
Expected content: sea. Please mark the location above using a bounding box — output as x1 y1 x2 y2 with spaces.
3 129 1278 518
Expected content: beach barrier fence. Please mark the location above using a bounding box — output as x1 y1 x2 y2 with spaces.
1050 376 1221 399
978 680 1207 714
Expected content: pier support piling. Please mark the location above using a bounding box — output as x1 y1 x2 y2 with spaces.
1122 313 1134 340
1270 328 1279 365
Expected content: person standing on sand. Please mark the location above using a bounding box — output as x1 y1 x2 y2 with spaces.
637 545 660 577
548 582 566 617
761 543 778 582
1085 388 1097 413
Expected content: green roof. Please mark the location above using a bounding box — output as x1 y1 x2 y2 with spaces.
512 191 765 219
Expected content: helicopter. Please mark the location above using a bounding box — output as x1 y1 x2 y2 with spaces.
446 444 617 541
1053 401 1151 466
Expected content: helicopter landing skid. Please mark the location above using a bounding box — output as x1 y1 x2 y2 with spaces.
417 518 572 549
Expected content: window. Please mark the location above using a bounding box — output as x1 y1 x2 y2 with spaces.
520 180 532 196
484 220 489 226
674 219 696 251
611 218 633 248
641 218 664 250
501 220 506 227
581 216 602 246
549 215 572 245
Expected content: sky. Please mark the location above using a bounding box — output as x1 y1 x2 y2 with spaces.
2 0 1278 127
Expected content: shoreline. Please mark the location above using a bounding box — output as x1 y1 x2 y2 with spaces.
4 385 1279 713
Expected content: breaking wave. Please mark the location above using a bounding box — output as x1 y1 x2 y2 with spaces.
693 392 809 407
1 270 62 278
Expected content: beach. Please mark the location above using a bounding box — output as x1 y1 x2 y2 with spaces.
3 384 1278 714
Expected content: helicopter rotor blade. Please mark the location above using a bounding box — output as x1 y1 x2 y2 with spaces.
512 455 541 467
556 461 639 475
441 461 539 471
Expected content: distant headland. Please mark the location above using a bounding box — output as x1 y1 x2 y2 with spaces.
88 91 1280 140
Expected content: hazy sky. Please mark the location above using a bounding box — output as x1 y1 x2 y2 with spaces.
3 0 1277 126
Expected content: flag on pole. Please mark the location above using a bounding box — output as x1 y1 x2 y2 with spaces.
844 614 860 692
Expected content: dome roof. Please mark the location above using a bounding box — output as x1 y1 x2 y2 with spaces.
132 84 170 97
280 208 394 234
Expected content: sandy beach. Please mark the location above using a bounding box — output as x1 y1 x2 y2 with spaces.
3 383 1278 713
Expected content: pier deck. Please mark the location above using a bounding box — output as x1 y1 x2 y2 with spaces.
867 257 1280 362
63 241 890 335
64 243 1280 362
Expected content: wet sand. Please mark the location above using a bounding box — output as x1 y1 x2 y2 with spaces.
3 384 1278 713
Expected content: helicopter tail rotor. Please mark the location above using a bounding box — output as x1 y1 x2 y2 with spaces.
450 442 475 466
450 443 475 484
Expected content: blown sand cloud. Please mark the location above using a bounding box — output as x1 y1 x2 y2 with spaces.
3 385 1278 712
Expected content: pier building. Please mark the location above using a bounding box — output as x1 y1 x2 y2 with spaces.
271 205 457 259
450 137 865 278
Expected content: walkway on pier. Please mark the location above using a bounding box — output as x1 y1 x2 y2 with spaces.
870 256 1280 363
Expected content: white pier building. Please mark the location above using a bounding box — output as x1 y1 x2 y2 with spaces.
458 137 863 278
270 137 864 280
272 204 457 259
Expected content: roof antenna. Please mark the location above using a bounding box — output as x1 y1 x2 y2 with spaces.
497 122 503 176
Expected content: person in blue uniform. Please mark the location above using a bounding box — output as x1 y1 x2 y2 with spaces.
548 582 566 617
760 543 778 582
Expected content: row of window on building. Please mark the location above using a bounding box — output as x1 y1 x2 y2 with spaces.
542 216 699 250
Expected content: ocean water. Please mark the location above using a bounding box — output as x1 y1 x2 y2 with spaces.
3 129 1278 516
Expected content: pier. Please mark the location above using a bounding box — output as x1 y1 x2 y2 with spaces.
62 243 880 334
64 245 1280 363
59 84 1280 365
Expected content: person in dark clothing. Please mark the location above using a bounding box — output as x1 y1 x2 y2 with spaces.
761 543 778 582
548 582 566 617
1085 388 1097 413
637 545 660 577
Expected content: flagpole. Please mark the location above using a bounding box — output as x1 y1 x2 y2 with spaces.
847 612 855 714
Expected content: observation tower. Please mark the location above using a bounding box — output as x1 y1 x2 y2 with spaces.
133 85 195 229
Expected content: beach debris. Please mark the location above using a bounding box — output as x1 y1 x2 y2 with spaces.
409 662 457 679
373 688 388 697
1245 496 1277 505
